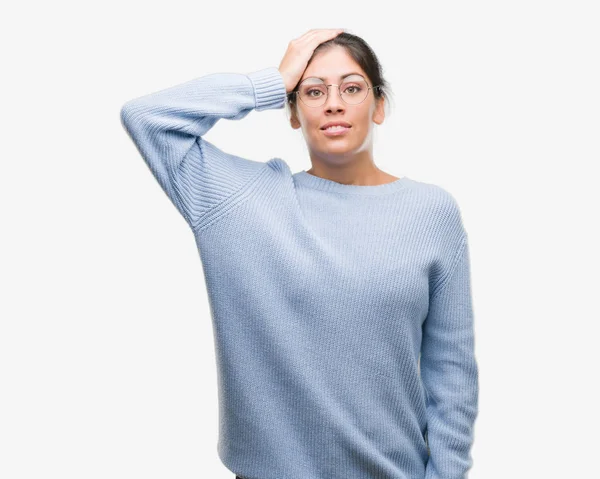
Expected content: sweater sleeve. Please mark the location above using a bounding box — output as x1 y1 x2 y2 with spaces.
119 67 287 231
421 233 479 479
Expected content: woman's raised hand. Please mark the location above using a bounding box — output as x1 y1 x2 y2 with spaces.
278 29 345 94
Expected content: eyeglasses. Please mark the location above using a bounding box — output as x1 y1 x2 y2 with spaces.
292 74 381 107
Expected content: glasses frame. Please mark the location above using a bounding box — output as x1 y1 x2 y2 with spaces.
291 76 382 108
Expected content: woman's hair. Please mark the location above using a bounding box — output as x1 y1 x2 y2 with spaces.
286 32 394 118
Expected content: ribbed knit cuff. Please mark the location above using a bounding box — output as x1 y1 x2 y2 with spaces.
247 67 287 111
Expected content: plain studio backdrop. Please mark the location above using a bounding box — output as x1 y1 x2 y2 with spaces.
1 1 598 478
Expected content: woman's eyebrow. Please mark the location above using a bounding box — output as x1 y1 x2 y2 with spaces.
304 72 363 81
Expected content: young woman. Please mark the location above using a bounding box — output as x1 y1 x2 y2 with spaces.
121 28 479 479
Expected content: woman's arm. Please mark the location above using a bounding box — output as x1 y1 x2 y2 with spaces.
119 67 287 232
421 209 479 479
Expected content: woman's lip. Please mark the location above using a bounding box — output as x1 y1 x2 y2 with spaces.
321 126 351 137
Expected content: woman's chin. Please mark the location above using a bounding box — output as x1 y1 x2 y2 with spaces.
324 142 353 153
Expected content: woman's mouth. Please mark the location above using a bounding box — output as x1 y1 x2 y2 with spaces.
321 125 351 137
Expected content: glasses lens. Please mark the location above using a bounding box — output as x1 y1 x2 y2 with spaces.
298 75 369 106
298 80 328 106
340 76 369 105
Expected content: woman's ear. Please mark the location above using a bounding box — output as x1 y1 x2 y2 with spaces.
372 96 385 125
290 107 301 130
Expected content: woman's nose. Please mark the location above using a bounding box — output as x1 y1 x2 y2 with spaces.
324 85 345 110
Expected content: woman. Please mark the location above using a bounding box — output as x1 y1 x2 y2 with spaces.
120 28 479 479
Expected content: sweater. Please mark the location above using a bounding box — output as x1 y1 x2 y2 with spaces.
119 66 479 479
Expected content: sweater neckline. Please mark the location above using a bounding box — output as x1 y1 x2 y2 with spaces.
294 170 411 196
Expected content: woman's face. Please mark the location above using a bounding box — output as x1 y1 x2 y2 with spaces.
290 46 385 160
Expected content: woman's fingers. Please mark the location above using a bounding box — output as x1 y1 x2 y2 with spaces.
279 29 344 93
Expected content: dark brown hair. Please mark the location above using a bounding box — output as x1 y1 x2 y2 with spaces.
286 32 393 117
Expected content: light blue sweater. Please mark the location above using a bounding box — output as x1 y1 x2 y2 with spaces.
120 66 479 479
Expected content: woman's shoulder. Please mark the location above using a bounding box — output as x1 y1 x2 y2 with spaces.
403 177 466 238
403 176 461 209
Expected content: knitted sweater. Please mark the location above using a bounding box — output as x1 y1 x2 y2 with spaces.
119 66 479 479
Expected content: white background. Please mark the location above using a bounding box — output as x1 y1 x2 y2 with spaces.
2 1 598 478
